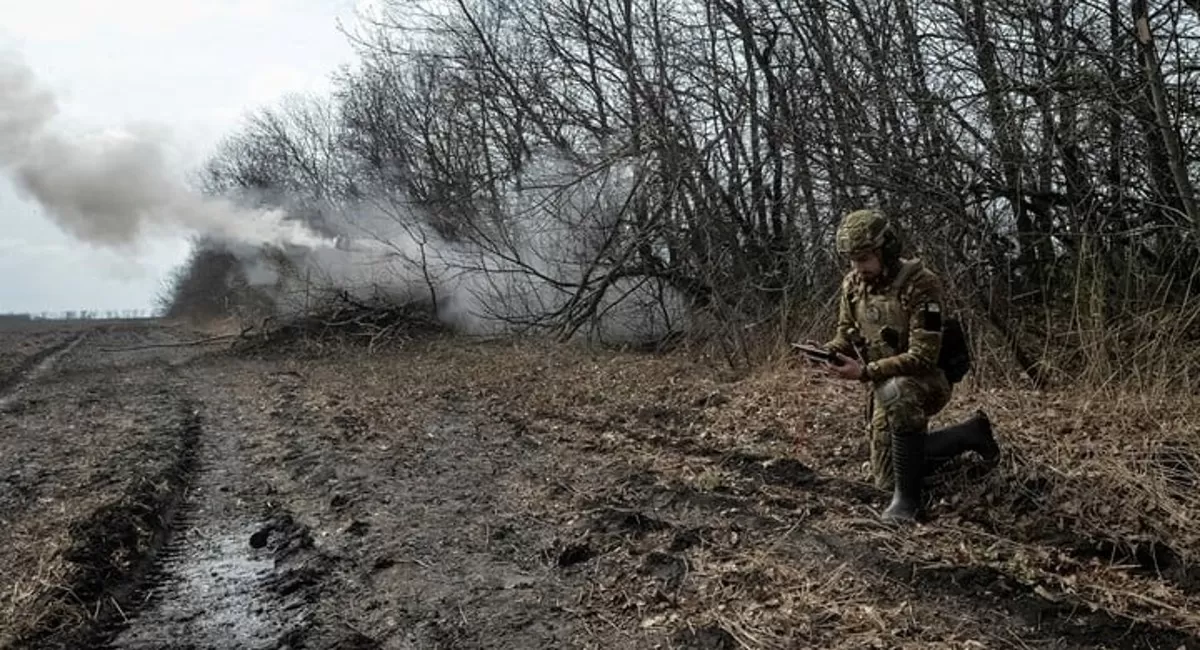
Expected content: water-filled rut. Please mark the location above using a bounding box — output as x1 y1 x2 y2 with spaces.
100 379 315 650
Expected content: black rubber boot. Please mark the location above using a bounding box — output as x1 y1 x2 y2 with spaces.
881 429 924 524
923 409 999 475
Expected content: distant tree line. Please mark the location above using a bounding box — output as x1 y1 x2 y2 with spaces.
193 0 1200 385
0 310 153 321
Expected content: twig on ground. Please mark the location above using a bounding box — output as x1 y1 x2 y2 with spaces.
97 334 239 352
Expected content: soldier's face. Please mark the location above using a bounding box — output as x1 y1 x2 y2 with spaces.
849 250 882 280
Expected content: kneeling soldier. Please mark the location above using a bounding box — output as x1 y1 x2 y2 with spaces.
818 209 1000 523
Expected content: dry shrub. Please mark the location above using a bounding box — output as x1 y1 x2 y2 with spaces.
157 239 274 324
230 291 447 356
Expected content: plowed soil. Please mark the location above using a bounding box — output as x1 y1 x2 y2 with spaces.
1 320 1198 650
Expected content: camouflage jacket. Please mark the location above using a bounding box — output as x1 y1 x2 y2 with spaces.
823 258 945 382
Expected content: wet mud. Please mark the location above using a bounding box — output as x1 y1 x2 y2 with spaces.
5 323 1200 649
100 420 313 650
1 326 319 650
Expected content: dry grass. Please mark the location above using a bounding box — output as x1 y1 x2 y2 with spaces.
0 329 191 647
0 500 111 645
335 333 1200 644
0 529 74 645
4 309 1199 646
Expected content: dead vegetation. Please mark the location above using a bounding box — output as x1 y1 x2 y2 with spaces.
0 332 198 649
294 333 1200 647
143 242 1200 647
0 330 79 392
3 311 1200 648
156 240 274 325
228 292 448 356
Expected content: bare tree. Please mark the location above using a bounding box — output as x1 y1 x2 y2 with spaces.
181 0 1200 376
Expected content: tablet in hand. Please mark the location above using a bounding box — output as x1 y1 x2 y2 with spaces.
791 343 844 365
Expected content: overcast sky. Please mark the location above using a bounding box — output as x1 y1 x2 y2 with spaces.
0 0 370 315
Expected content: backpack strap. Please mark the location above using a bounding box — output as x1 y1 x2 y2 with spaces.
890 258 923 293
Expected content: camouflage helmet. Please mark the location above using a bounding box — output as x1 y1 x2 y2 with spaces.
835 209 899 259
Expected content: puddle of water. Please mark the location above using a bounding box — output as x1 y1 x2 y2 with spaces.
106 526 287 649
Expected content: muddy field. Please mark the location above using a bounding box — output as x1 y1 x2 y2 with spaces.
0 322 89 393
1 320 1199 649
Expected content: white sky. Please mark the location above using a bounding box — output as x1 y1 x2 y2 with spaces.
0 0 373 315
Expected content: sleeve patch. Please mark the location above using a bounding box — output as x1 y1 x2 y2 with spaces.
921 302 942 331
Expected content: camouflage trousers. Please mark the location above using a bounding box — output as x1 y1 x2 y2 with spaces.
867 372 952 490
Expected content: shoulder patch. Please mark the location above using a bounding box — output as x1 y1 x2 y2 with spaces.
921 301 943 331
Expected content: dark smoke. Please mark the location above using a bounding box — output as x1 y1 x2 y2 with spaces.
0 51 331 251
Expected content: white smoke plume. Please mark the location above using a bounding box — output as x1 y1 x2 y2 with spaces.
0 51 331 251
0 50 689 343
248 159 691 343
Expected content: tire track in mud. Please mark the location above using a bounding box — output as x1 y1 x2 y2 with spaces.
12 329 203 650
0 332 86 406
98 372 321 650
24 401 204 649
10 330 324 650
